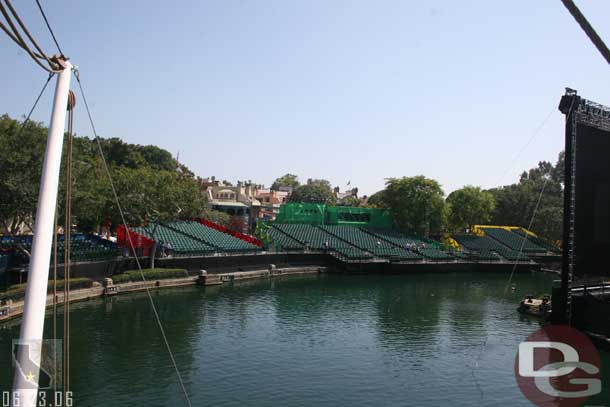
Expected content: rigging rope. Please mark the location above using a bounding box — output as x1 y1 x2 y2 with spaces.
494 107 555 186
73 71 193 407
0 0 61 72
502 94 576 296
52 207 58 396
62 98 74 398
15 72 54 135
34 0 63 56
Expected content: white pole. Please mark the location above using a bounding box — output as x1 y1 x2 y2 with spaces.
12 61 72 407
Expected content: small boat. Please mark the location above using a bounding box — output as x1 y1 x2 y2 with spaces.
518 294 551 317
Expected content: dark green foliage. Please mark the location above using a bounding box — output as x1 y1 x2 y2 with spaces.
486 152 564 242
111 268 189 283
0 278 93 302
446 186 495 232
271 173 300 191
380 176 446 237
288 179 336 205
0 114 206 234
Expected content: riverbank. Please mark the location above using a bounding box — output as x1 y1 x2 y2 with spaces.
0 265 328 323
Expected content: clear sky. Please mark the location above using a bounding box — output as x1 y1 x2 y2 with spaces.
1 0 610 196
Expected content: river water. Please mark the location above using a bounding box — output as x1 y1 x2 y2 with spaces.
0 271 608 406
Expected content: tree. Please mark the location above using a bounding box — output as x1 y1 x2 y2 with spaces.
0 114 207 234
487 151 564 241
271 173 300 191
367 190 388 208
110 167 206 226
288 179 336 205
337 196 362 207
200 208 231 227
0 115 47 234
382 176 446 237
446 186 495 232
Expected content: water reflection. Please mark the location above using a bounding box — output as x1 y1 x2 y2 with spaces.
0 272 607 406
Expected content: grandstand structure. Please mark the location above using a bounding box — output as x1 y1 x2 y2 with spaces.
452 225 560 261
0 234 119 270
119 220 262 257
451 225 560 264
254 203 554 265
260 223 514 263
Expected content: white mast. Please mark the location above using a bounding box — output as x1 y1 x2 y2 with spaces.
12 59 72 407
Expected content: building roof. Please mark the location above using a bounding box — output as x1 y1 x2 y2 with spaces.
210 201 247 208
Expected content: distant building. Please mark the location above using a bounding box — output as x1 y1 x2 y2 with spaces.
333 186 359 205
255 189 289 221
200 177 262 233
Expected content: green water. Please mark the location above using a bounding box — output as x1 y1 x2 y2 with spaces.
0 271 609 406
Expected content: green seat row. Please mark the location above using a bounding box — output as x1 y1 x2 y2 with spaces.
480 228 546 254
166 221 260 252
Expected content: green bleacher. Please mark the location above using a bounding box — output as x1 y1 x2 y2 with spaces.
480 227 547 254
133 224 215 256
452 234 528 262
271 224 371 259
333 246 374 260
0 234 118 265
417 247 455 261
512 229 560 254
363 228 455 260
166 221 260 252
272 224 349 250
267 227 304 250
364 228 426 248
320 225 422 260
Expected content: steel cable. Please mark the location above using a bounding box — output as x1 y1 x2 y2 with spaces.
0 0 60 72
74 71 193 407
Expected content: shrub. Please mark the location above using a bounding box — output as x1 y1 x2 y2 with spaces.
0 278 93 302
111 268 189 284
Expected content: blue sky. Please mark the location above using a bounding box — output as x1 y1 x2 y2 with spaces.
1 0 609 196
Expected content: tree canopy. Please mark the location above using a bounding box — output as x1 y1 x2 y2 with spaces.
271 173 300 191
446 186 495 233
486 152 564 242
288 179 336 205
378 176 446 237
0 114 206 234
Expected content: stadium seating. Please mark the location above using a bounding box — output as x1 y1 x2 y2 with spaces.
132 224 215 256
363 228 457 261
417 247 455 261
0 234 118 264
165 221 260 252
271 224 350 250
320 225 422 260
512 229 560 254
333 246 373 260
267 227 304 250
452 234 528 261
480 227 546 254
363 228 427 248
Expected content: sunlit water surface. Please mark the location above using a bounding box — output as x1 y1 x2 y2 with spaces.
0 271 608 406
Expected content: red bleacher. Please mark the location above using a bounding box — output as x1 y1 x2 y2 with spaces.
198 218 262 247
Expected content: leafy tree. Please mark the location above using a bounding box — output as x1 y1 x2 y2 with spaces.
288 179 336 205
487 152 564 241
446 186 495 232
367 190 388 208
271 173 300 191
200 208 231 227
382 176 446 237
0 114 207 234
337 196 362 207
0 115 47 234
